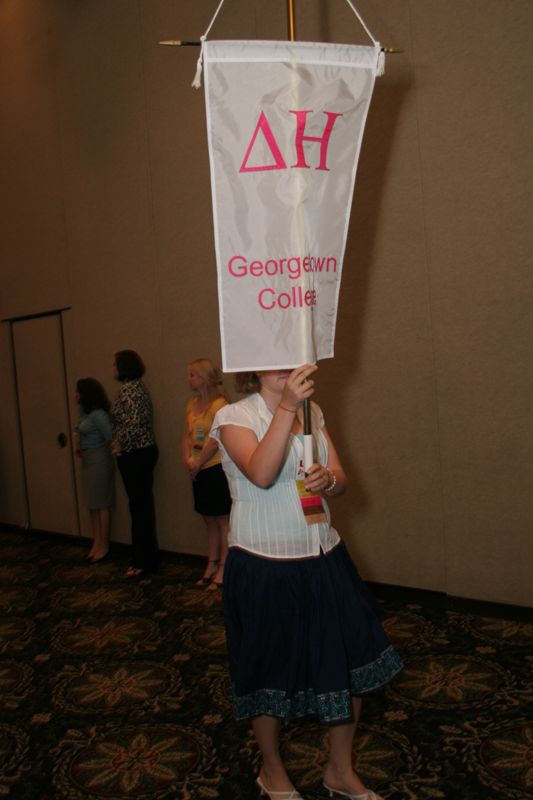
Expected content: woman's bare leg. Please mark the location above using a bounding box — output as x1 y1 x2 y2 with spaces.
101 507 110 553
209 515 229 586
324 698 384 799
197 515 220 583
88 510 99 558
252 715 295 792
92 508 110 559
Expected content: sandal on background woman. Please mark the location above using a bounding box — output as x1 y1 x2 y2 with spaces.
196 559 218 585
207 561 225 590
124 566 144 579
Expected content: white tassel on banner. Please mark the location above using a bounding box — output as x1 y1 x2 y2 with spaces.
377 45 385 76
343 0 385 76
191 0 226 89
191 35 206 89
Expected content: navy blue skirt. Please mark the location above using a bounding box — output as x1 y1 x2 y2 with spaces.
222 541 403 724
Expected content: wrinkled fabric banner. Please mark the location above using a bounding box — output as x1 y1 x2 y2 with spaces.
203 40 381 372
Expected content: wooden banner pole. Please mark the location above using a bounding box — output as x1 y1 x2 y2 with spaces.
288 0 296 41
286 1 313 454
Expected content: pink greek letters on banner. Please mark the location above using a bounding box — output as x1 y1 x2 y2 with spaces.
239 112 287 172
240 110 343 173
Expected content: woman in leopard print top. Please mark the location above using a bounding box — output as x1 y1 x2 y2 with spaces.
112 378 155 452
112 350 159 576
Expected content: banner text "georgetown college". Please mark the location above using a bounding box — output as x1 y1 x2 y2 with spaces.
227 254 337 311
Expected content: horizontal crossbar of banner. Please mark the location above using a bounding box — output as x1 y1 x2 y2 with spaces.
159 40 402 53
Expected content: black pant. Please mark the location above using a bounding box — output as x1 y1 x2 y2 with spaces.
117 444 159 570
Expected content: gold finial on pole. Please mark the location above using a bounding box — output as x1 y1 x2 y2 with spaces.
159 39 200 46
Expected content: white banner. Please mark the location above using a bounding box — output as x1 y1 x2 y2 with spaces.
203 40 381 372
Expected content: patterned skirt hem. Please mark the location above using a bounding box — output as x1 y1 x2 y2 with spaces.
231 645 403 724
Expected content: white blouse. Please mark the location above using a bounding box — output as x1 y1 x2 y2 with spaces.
210 393 341 559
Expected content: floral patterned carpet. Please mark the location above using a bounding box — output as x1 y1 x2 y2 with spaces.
0 527 531 800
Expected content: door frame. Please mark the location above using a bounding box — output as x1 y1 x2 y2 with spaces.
5 307 81 535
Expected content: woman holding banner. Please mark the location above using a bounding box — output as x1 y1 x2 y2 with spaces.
210 364 402 800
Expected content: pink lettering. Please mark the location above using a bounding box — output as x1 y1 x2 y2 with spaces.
240 112 287 173
249 260 264 277
257 285 317 310
258 287 276 309
228 255 247 277
287 257 301 279
265 259 278 277
289 110 343 171
278 291 292 309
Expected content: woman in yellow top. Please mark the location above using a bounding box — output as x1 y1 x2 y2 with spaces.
183 358 232 589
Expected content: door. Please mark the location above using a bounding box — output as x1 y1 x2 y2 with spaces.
12 313 79 534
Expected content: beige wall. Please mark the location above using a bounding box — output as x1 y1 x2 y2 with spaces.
1 0 531 605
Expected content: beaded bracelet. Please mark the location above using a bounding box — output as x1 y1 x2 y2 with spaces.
278 404 297 413
324 470 337 495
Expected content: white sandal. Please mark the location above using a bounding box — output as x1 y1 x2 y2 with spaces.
323 782 379 800
257 775 302 799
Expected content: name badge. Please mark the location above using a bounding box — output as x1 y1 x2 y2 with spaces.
195 424 205 443
295 457 327 525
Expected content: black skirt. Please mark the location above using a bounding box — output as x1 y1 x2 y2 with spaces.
222 541 403 724
192 463 232 517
